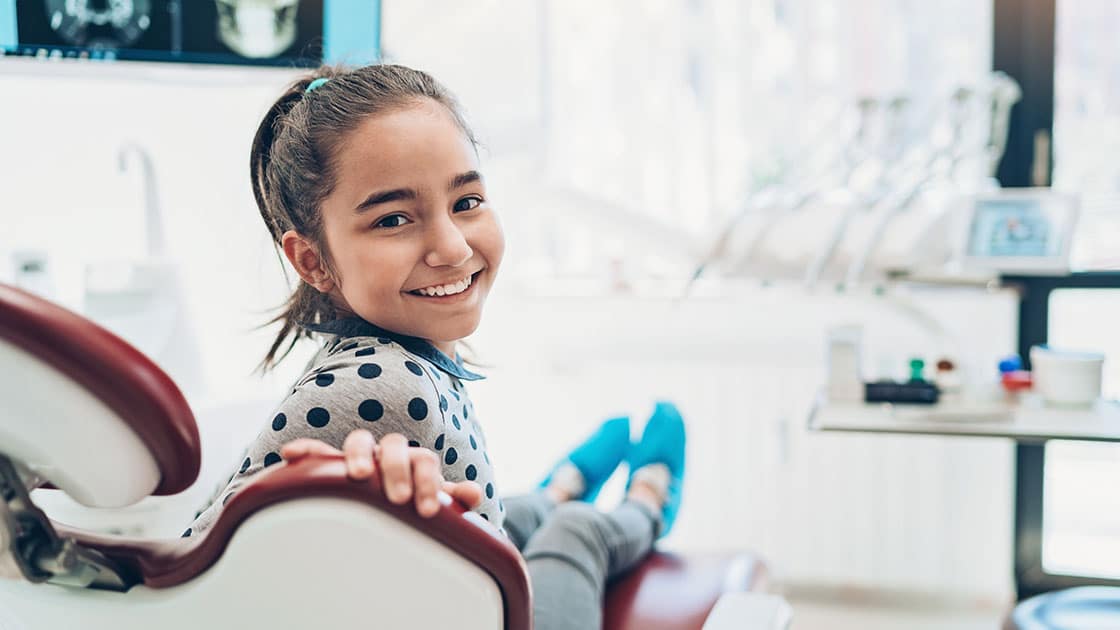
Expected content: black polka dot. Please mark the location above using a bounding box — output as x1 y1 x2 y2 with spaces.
469 434 477 450
307 407 330 428
378 337 392 344
485 482 494 498
464 406 470 420
264 452 282 467
445 448 458 465
181 528 192 538
358 399 384 421
440 395 448 412
356 347 376 357
408 398 428 421
452 415 461 430
408 440 421 448
405 361 424 376
434 433 445 450
223 492 235 505
480 513 489 521
340 342 358 352
358 363 382 379
315 373 335 387
272 413 287 431
465 464 477 480
240 457 251 473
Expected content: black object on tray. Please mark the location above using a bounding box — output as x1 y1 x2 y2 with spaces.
864 380 940 405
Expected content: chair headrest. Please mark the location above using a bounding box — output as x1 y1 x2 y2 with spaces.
0 283 199 507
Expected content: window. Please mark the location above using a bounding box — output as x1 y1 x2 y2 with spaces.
1041 290 1120 580
383 0 992 281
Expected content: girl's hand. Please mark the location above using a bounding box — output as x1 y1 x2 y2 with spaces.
279 430 483 518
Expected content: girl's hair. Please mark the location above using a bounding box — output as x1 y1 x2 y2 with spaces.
250 64 478 371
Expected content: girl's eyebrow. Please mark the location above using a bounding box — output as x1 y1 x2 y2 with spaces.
354 170 483 215
449 170 483 190
354 187 417 213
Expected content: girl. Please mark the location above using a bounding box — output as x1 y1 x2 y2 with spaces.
188 64 686 630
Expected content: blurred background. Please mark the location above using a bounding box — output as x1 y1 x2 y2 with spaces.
2 1 1119 627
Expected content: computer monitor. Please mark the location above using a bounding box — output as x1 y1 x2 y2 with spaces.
960 188 1080 275
0 1 379 67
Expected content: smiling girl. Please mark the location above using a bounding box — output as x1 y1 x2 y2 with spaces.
187 64 686 630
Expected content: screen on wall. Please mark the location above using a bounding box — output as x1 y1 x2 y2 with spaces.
0 1 379 67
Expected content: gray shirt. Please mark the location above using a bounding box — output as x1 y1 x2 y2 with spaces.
186 319 504 537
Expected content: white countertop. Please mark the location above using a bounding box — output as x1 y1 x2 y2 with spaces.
809 391 1120 443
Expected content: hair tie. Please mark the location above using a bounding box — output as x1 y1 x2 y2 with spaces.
305 77 330 93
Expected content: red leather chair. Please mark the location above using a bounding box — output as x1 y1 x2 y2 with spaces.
0 283 789 629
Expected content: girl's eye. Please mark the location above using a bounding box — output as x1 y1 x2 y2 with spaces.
375 214 411 229
454 196 483 212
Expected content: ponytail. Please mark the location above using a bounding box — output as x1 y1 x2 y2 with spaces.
251 70 340 372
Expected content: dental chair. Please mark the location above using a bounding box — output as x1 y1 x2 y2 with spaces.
0 282 790 629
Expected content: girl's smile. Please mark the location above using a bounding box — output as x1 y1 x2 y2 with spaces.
405 269 485 303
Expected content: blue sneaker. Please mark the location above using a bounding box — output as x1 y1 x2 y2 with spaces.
539 415 630 502
627 401 686 537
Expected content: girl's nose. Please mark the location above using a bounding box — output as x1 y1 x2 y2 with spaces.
424 216 473 268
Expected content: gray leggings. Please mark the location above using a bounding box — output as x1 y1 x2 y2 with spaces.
502 493 661 630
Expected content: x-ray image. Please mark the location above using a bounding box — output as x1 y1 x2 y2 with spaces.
182 0 323 61
215 0 299 59
8 0 354 66
18 0 172 51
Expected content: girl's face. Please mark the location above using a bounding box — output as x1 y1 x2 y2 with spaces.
307 98 504 354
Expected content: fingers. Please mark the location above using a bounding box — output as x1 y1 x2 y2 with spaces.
378 433 413 505
443 480 483 508
411 449 443 517
342 429 377 479
279 432 468 520
280 438 342 462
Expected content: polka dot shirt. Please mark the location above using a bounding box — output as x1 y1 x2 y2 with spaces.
186 317 504 538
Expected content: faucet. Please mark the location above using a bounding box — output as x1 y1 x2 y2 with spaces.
117 143 165 259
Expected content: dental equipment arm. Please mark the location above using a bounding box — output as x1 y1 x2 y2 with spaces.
986 71 1023 177
736 99 881 273
840 88 973 288
842 73 1022 287
682 102 858 293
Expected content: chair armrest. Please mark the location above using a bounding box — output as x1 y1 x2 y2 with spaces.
702 592 792 630
53 455 533 628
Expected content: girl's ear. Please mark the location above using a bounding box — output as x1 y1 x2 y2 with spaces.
281 230 336 293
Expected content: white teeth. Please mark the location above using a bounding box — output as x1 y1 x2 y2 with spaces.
415 274 474 297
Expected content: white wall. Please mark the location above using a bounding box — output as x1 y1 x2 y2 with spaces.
0 62 1016 601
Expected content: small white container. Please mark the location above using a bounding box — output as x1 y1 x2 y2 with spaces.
827 325 864 402
1030 346 1104 407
